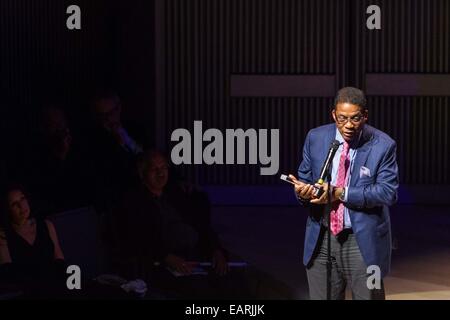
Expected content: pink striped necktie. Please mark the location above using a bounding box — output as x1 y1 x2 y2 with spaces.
330 141 350 236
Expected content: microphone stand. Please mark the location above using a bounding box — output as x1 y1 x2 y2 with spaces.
326 169 333 300
310 139 339 299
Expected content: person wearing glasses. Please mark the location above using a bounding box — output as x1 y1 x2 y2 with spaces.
21 105 93 216
111 149 234 299
87 90 148 216
288 87 399 300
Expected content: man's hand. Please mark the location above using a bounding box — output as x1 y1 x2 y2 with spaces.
310 184 344 204
212 249 229 276
110 125 126 146
288 175 315 200
310 183 329 204
333 187 345 203
164 254 195 275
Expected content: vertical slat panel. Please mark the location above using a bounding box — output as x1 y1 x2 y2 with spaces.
359 0 450 184
1 0 117 146
161 0 338 184
159 0 450 185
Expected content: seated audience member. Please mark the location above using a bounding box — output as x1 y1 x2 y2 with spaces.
112 150 246 299
0 185 135 300
21 105 93 216
89 90 147 156
87 90 149 214
0 185 67 297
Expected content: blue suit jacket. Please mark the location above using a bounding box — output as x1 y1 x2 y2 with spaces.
298 123 399 278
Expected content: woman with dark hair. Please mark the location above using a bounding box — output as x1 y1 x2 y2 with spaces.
0 185 67 298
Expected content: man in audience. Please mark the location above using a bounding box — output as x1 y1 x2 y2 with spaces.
21 105 93 216
112 150 249 299
87 90 150 215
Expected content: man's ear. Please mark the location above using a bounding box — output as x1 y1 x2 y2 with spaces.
363 109 369 120
331 109 337 122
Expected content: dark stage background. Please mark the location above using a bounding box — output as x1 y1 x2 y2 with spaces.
1 0 450 301
1 0 450 202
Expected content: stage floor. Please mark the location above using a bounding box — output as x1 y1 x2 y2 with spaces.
212 204 450 300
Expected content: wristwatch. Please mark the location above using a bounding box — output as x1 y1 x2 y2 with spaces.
339 188 346 202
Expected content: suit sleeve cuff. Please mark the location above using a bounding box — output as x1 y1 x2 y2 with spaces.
346 186 365 208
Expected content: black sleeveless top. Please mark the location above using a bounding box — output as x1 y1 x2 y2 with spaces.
5 219 55 281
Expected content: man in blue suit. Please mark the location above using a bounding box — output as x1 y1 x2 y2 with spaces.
289 87 399 300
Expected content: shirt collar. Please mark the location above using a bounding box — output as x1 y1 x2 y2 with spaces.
335 128 362 149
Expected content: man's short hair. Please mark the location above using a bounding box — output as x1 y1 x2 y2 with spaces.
89 89 121 111
333 87 367 111
136 149 168 181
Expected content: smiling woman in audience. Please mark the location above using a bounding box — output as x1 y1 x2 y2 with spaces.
0 184 66 297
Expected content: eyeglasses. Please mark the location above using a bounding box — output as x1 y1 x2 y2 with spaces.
335 114 365 125
149 165 169 173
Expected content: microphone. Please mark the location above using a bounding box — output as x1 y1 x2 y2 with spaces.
313 139 341 197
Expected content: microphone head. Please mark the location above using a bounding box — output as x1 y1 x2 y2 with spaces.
331 139 340 150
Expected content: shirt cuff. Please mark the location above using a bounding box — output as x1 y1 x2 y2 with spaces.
343 187 349 202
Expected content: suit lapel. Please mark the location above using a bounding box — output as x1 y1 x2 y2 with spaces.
350 125 375 187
